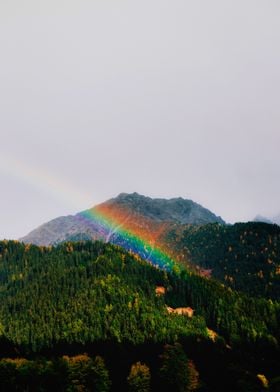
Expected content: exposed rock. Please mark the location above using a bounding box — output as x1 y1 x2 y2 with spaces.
106 192 225 225
166 306 194 317
20 192 225 246
155 286 166 296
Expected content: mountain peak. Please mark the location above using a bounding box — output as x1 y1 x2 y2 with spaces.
20 192 225 246
105 192 225 225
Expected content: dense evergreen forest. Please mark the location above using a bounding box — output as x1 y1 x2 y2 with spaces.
165 222 280 299
0 240 279 391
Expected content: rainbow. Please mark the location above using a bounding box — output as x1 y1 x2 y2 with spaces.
0 154 93 210
78 206 179 272
0 154 180 271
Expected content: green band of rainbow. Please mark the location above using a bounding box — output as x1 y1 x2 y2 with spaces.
78 208 178 271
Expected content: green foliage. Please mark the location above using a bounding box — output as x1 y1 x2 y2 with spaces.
0 240 278 391
270 376 280 392
166 269 280 345
0 359 17 391
159 343 191 392
0 239 279 350
166 222 280 299
64 354 111 392
0 240 207 351
0 355 109 391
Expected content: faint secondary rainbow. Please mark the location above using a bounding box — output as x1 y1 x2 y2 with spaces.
78 206 179 271
0 154 93 210
0 154 179 270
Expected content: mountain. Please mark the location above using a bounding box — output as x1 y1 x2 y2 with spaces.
20 192 225 246
5 196 280 389
20 193 280 299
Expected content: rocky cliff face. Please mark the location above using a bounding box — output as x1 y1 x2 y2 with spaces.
20 192 225 246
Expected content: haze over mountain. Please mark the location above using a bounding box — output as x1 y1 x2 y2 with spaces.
20 192 225 246
254 214 280 226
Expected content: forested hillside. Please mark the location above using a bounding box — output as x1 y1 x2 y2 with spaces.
0 240 207 351
0 240 279 390
165 222 280 299
20 194 280 301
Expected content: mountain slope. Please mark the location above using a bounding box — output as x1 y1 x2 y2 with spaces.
20 192 225 246
20 194 280 299
1 240 279 349
163 222 280 299
0 240 279 391
0 240 206 351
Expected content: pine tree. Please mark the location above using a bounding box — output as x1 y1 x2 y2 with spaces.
159 343 190 392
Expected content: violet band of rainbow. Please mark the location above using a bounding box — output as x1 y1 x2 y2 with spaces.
78 208 178 271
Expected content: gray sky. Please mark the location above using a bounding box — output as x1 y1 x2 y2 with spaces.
1 0 280 239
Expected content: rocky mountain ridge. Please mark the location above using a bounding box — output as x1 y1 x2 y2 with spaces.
20 192 225 246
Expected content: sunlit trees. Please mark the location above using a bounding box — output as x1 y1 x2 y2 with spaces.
64 354 111 392
127 362 151 392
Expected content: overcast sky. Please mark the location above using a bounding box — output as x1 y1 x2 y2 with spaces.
0 0 280 239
